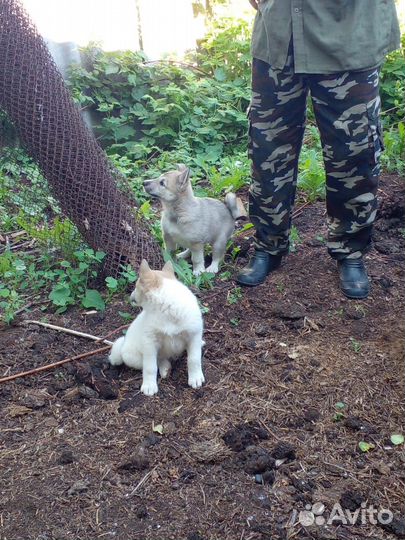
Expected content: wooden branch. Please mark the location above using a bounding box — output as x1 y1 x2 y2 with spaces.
126 466 158 498
0 345 112 384
96 324 130 342
23 320 114 345
292 201 311 219
0 322 132 384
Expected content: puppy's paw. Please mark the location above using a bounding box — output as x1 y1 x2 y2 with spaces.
108 354 123 366
188 371 205 389
205 263 219 274
141 380 159 396
158 359 171 379
193 267 205 276
109 336 125 365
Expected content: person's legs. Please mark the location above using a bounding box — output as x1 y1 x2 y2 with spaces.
249 54 308 255
237 49 308 285
310 68 382 258
309 68 382 298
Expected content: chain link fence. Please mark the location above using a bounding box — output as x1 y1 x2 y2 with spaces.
0 0 163 276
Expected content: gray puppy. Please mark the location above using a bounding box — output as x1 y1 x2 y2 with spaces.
144 164 246 275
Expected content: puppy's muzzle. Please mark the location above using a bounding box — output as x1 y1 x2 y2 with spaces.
143 179 158 196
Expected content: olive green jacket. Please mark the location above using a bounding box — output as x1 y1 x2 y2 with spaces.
251 0 401 73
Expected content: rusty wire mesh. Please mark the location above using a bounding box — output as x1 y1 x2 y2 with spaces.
0 0 163 276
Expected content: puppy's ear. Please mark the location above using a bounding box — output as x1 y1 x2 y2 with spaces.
139 259 151 279
162 260 176 279
177 163 187 171
176 166 190 191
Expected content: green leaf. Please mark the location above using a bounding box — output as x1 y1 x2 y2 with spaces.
122 268 137 283
138 200 152 219
214 68 227 81
0 288 10 298
49 284 72 307
114 124 136 141
14 259 26 272
390 434 404 446
98 102 115 112
105 277 118 290
95 251 106 261
359 441 375 453
81 289 105 311
105 64 119 75
335 402 346 410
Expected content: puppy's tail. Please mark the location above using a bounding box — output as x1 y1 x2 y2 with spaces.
225 193 247 221
109 336 125 365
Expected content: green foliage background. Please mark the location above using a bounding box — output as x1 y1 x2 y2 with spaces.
0 14 404 322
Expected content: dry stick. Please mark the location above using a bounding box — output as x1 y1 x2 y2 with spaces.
0 323 130 384
125 466 158 498
0 239 33 253
13 297 51 317
23 320 114 346
203 283 234 300
292 201 311 219
0 345 112 384
95 323 130 343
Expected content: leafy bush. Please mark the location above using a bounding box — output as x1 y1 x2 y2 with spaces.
0 248 138 323
16 215 82 260
0 147 59 232
68 38 250 173
0 249 104 322
381 121 405 174
298 126 326 202
380 36 405 125
47 249 107 313
191 17 252 84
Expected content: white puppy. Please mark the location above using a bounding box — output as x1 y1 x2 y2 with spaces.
109 259 205 396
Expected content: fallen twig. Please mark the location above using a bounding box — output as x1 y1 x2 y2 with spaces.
7 230 27 239
0 345 112 384
0 239 34 253
125 466 157 498
95 323 130 343
23 320 114 345
12 297 51 317
203 283 234 300
14 301 47 317
292 201 311 219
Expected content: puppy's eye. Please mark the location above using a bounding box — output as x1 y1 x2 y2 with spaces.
159 178 166 186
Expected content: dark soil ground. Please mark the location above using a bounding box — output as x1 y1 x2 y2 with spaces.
1 175 404 540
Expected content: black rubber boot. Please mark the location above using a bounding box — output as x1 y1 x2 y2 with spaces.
236 250 282 286
338 258 369 299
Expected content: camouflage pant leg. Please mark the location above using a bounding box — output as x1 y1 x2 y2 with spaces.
249 55 308 255
309 68 382 260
